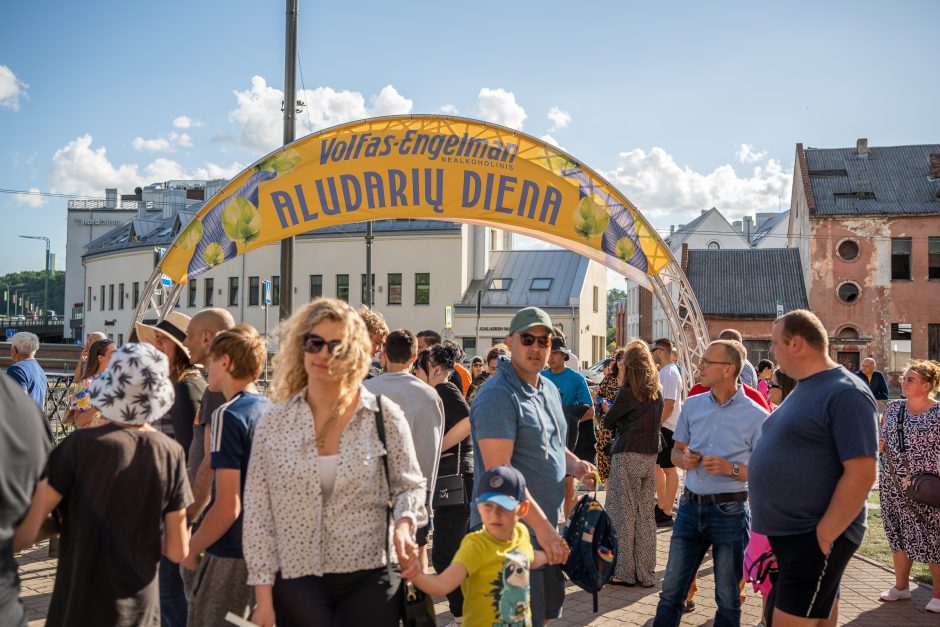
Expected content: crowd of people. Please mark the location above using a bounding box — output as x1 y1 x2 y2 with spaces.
0 304 938 626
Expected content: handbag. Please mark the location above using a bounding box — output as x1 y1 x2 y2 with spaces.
432 443 467 509
896 404 940 508
373 396 437 627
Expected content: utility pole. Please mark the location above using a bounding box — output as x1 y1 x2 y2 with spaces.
20 235 50 319
365 223 374 307
278 0 298 321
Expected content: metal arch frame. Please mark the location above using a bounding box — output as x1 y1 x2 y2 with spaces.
649 259 710 394
132 245 712 395
131 266 185 334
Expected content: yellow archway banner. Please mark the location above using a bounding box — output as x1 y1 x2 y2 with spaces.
159 115 671 288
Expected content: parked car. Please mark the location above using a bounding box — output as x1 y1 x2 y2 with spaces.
579 360 607 385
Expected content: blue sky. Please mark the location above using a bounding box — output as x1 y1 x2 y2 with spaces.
1 0 937 286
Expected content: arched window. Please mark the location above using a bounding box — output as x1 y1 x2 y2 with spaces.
707 241 720 250
837 326 860 339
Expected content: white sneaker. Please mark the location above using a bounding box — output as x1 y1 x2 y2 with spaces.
445 619 463 626
926 597 940 613
879 587 912 601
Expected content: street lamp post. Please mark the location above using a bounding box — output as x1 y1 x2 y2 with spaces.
20 235 51 320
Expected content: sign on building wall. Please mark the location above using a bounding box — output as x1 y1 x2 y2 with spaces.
159 115 671 289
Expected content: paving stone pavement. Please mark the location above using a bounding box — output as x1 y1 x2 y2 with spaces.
16 526 938 626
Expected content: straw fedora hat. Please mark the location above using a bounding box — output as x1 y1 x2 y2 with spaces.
135 311 192 358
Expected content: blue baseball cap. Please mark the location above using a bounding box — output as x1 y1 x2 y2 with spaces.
477 465 527 511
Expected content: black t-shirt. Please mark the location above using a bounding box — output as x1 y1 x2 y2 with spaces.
0 376 51 618
45 424 193 626
435 382 473 476
168 375 206 463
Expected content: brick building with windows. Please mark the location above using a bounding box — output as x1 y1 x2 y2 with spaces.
788 139 940 373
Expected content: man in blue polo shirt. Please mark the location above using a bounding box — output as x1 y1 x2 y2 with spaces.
653 340 769 627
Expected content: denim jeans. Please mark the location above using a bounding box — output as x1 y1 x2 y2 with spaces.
159 555 188 627
653 493 750 627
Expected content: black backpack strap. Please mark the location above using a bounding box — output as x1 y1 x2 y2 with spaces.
373 395 402 599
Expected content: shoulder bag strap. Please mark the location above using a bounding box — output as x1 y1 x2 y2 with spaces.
373 395 402 596
884 404 930 526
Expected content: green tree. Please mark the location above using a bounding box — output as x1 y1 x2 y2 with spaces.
0 270 65 317
606 287 627 327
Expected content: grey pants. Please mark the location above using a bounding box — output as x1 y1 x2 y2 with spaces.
184 553 254 627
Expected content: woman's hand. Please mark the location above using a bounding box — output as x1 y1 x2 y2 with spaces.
251 586 275 627
393 518 418 569
251 602 275 627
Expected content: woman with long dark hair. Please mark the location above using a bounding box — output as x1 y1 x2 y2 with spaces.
66 338 115 428
595 348 625 484
603 340 664 586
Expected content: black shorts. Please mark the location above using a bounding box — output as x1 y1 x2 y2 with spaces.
768 530 859 620
573 420 597 463
530 564 565 622
656 427 675 468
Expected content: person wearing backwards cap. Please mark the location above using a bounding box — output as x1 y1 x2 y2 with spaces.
469 306 597 625
403 466 546 627
14 343 193 626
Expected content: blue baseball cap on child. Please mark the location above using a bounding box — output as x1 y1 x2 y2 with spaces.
477 465 527 511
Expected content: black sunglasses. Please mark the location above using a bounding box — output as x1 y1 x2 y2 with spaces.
519 333 552 348
768 382 782 389
302 333 345 356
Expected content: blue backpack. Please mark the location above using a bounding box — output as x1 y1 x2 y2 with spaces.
561 492 618 612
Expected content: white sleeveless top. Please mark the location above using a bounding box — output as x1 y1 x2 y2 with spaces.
318 455 339 499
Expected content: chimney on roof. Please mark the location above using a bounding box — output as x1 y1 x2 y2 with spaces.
681 243 689 274
670 225 675 235
930 153 940 180
105 188 118 209
856 138 869 158
743 216 754 243
732 220 742 234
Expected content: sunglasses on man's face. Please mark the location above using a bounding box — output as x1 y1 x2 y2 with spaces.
519 333 552 348
302 333 345 356
768 382 782 389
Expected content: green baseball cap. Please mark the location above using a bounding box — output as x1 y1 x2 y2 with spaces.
508 307 554 336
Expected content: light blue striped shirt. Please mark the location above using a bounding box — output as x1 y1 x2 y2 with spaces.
673 385 769 495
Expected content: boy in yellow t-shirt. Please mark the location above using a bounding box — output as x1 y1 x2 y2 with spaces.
402 466 546 627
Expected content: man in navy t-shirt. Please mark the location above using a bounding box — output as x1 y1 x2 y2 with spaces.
749 310 878 627
6 332 47 410
183 325 270 626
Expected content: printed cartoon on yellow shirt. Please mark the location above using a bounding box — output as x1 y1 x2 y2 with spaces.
489 549 531 625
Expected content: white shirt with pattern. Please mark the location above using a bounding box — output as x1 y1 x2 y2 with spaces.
243 385 428 585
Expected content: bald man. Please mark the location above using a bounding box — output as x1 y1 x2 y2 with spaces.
183 308 236 520
855 357 889 414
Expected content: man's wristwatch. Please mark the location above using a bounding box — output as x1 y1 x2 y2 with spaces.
731 463 740 479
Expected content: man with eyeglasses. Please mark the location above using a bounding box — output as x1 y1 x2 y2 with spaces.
653 340 769 627
469 307 596 625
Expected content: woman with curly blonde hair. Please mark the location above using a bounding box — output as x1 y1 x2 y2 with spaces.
603 339 664 586
244 298 428 627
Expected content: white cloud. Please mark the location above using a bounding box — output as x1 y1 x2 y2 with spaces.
603 146 792 223
476 88 526 130
438 104 459 115
368 85 413 117
547 106 571 131
0 65 28 111
132 136 174 152
172 115 202 129
736 143 768 163
13 187 44 208
229 77 414 154
50 134 243 196
170 132 193 147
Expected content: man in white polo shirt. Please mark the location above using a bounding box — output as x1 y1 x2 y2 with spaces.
652 337 682 527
